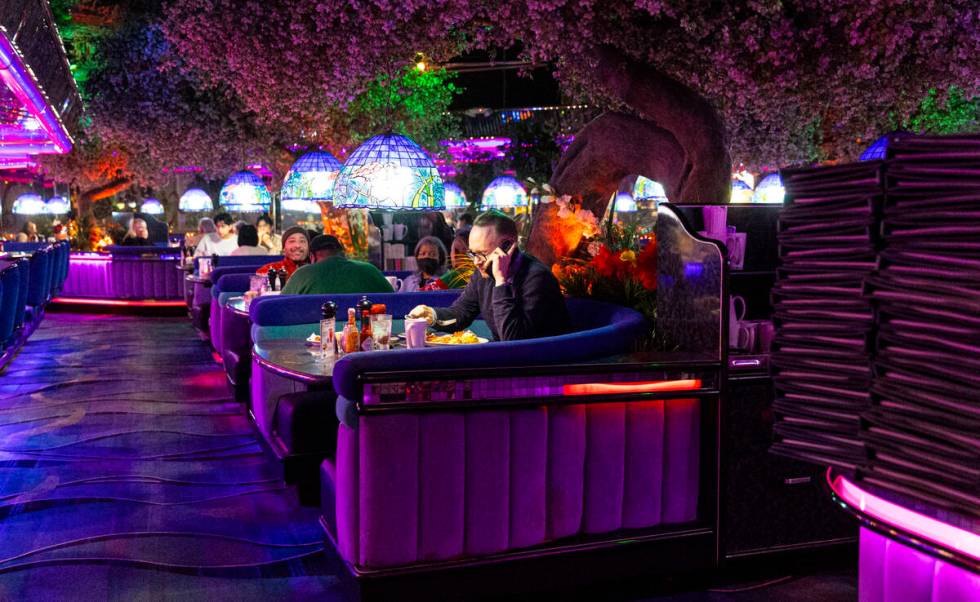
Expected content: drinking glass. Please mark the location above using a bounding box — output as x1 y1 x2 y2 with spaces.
371 314 393 350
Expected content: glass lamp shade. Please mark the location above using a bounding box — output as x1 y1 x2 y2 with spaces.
281 150 342 206
44 195 70 215
444 181 467 209
481 176 527 209
614 192 637 212
859 135 889 161
12 193 45 215
140 198 164 215
333 134 445 210
219 170 272 212
632 176 667 203
179 188 213 212
752 173 785 204
730 180 754 203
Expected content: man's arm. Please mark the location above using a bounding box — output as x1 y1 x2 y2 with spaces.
433 273 481 331
491 269 565 341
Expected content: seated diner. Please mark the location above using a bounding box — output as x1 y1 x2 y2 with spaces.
256 226 310 278
281 234 392 295
194 212 239 256
409 210 570 341
398 236 448 292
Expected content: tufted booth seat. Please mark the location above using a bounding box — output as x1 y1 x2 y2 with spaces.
321 298 705 572
190 257 282 335
25 247 52 324
12 259 29 333
208 270 257 352
0 261 18 349
210 273 254 399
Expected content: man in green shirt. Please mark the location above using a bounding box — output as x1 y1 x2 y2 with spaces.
281 235 393 295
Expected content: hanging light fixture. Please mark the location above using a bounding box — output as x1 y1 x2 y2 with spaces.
281 150 343 213
12 193 45 215
632 176 668 205
141 198 165 215
333 134 445 210
219 170 272 212
752 173 785 204
179 188 213 212
44 195 70 215
443 181 467 209
614 192 637 213
730 180 754 203
481 176 527 209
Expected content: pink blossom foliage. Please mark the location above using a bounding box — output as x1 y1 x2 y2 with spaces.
163 0 980 168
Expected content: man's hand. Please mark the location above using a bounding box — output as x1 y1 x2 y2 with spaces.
489 242 518 285
407 304 436 325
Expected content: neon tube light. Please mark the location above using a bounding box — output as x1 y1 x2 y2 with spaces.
562 379 702 396
52 297 186 308
0 27 74 154
830 472 980 562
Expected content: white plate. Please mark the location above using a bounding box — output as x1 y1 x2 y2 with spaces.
425 336 489 347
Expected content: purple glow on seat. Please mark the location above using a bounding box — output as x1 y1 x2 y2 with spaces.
0 31 73 155
832 472 980 562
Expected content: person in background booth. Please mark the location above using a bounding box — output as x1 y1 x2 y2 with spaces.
399 236 448 292
408 210 570 341
281 234 393 295
230 224 269 256
194 212 238 256
17 221 42 243
187 217 216 249
256 214 281 254
121 217 150 246
256 226 310 279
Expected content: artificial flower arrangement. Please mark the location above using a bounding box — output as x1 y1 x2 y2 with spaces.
550 195 657 329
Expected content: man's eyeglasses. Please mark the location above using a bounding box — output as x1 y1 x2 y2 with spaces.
466 250 490 264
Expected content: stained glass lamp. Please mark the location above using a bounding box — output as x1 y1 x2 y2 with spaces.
730 180 754 203
752 173 785 204
219 170 272 212
44 195 70 215
481 176 527 209
12 193 45 215
333 134 444 210
179 188 213 212
141 198 164 215
614 192 637 212
444 182 467 209
281 150 342 213
632 176 668 204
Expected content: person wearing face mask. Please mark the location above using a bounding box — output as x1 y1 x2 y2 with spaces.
256 226 310 278
408 210 570 341
399 237 449 292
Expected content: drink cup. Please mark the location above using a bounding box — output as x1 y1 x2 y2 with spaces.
404 317 428 349
371 314 393 350
385 276 403 291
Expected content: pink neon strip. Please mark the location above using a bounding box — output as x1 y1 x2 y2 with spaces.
52 297 186 308
562 379 702 396
832 473 980 562
0 29 73 154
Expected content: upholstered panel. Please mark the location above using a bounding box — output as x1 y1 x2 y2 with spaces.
859 528 980 602
25 249 50 307
249 358 307 441
62 256 111 298
13 260 29 331
335 398 701 569
0 263 20 347
63 255 182 299
209 298 224 354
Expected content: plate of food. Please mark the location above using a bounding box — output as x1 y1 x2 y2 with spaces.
424 330 488 346
305 333 321 346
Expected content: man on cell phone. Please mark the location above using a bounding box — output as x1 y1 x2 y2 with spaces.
408 210 570 341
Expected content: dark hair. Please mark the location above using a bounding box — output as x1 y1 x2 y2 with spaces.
458 212 474 227
473 210 518 240
256 214 273 227
414 236 447 267
237 224 259 247
310 234 345 257
213 212 233 226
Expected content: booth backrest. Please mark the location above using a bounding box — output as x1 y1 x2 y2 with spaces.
331 298 646 401
26 248 52 307
13 260 29 330
0 262 18 346
103 245 172 254
208 265 270 285
2 242 48 252
250 290 462 327
193 254 280 274
211 273 254 300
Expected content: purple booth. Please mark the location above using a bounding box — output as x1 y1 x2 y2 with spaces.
249 204 728 598
63 246 183 300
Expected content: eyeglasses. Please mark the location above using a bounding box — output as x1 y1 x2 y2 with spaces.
466 250 490 264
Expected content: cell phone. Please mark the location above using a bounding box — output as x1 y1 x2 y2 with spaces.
499 239 514 253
